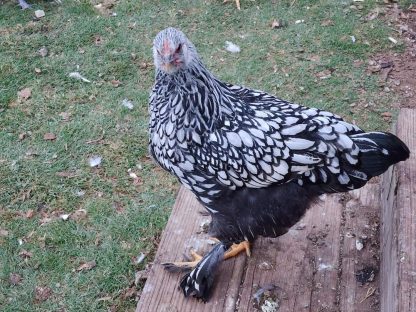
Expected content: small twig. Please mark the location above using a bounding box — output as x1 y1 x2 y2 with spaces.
290 0 297 7
85 131 105 144
359 286 376 303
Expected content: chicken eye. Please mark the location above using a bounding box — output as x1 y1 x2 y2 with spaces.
175 44 182 54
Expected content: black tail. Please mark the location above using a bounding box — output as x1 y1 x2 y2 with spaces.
179 243 226 302
351 131 410 178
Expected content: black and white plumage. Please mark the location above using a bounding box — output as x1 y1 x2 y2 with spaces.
149 27 410 301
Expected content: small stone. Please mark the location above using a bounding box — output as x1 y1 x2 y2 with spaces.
38 47 48 57
356 239 364 251
35 10 45 19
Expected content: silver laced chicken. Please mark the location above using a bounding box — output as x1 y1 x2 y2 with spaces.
148 27 410 301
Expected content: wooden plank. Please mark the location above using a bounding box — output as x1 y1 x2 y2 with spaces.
394 109 416 312
339 181 381 311
136 187 246 312
137 186 383 312
237 193 344 312
380 108 416 312
396 109 416 312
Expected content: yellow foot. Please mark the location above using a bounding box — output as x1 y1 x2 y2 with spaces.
224 240 251 260
162 250 203 272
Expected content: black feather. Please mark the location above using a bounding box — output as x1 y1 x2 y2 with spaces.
352 132 410 178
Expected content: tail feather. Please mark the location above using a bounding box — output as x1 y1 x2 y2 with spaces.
351 131 409 178
179 243 226 301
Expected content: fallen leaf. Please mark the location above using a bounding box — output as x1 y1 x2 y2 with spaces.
9 273 23 286
134 269 149 286
381 112 392 118
59 112 71 121
43 133 56 141
25 209 35 219
121 286 137 299
111 79 122 87
307 55 321 62
315 69 333 79
19 249 33 259
35 286 53 302
0 229 9 237
127 169 143 186
18 132 27 141
35 68 42 74
71 209 87 221
18 88 32 101
76 260 96 272
321 19 334 26
113 201 125 214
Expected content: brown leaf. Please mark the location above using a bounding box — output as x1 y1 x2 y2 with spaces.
19 249 33 259
134 269 149 286
111 79 122 87
43 133 56 141
9 273 23 285
35 286 53 302
0 229 9 237
59 112 71 121
381 112 392 118
71 209 87 221
18 132 27 141
307 55 321 62
113 201 125 214
121 286 137 299
25 209 35 219
315 69 333 79
18 88 32 101
76 260 96 272
321 19 334 26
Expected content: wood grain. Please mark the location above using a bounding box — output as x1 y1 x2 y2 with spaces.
395 109 416 312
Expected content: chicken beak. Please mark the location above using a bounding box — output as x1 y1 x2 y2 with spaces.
162 62 176 73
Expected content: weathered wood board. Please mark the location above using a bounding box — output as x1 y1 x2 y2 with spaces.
137 187 381 312
137 109 415 312
380 109 416 312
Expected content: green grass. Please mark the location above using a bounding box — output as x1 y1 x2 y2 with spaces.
0 0 408 311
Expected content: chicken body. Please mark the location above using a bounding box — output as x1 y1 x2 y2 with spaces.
149 27 409 301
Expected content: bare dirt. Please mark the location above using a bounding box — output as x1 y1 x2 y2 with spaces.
377 4 416 109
